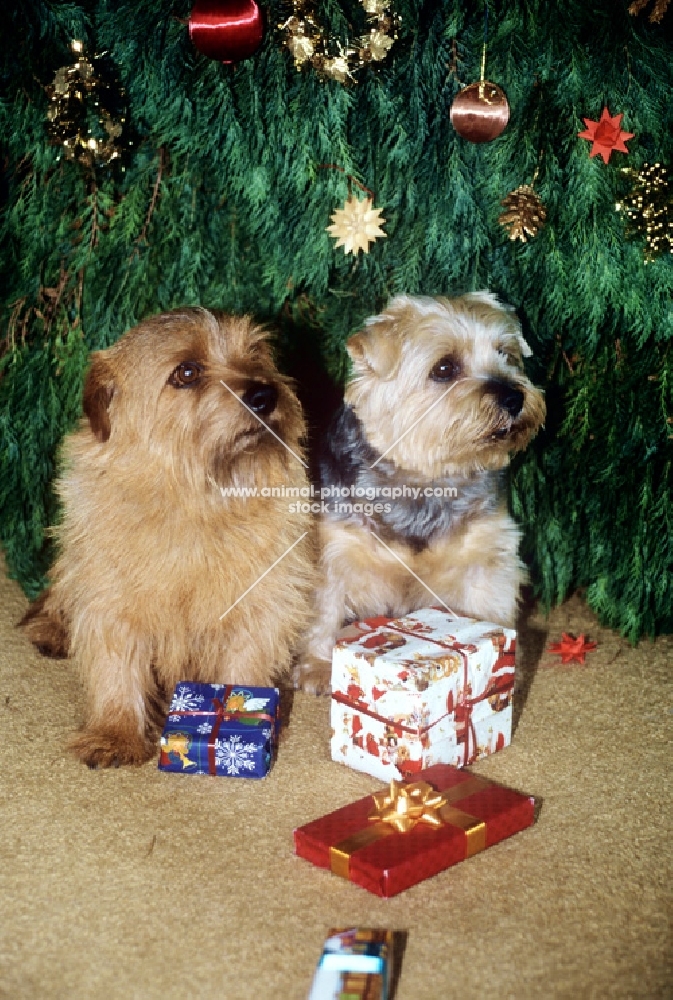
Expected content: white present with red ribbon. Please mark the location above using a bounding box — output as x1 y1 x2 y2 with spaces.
330 608 515 782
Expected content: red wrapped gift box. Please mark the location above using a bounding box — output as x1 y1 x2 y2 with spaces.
294 764 535 898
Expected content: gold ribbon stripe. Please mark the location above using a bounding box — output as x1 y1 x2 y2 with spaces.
330 823 396 880
437 807 486 858
329 774 491 878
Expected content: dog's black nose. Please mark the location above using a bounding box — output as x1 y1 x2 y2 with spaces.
486 380 524 417
241 382 278 416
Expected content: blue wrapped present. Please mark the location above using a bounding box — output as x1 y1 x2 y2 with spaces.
158 682 280 778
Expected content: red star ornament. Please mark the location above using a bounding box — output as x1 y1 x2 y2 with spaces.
548 633 598 665
578 107 634 164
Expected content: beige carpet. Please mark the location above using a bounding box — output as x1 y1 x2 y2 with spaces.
1 561 671 1000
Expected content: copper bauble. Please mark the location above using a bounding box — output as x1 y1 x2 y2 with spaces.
450 81 510 143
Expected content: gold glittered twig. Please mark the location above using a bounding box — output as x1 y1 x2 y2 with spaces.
628 0 670 22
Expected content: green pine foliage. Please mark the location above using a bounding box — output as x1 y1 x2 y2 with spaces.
1 1 671 638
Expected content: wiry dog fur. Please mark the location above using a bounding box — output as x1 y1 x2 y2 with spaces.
22 308 314 766
293 292 546 694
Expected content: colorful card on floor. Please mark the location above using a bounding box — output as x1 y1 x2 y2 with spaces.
307 928 394 1000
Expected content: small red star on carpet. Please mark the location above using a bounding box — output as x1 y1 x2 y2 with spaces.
578 107 634 163
548 633 598 665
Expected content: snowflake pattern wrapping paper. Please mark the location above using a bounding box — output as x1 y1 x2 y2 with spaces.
158 682 280 778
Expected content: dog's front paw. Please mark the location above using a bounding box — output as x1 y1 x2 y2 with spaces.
292 655 332 695
68 727 156 768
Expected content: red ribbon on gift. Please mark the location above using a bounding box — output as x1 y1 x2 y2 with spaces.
168 685 276 774
334 624 515 767
453 646 514 765
333 669 511 767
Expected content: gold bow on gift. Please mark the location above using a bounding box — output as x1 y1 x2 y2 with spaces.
369 780 447 833
330 774 491 880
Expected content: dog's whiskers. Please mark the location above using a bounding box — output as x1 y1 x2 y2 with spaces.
219 379 308 469
369 380 463 469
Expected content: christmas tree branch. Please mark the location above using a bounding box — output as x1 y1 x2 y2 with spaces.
134 147 165 253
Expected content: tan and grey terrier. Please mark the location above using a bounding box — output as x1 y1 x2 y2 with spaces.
22 308 315 767
293 292 546 694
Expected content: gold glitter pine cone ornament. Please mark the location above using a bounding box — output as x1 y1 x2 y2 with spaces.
327 195 387 255
498 185 547 242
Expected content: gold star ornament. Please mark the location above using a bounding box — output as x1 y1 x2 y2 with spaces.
327 195 387 255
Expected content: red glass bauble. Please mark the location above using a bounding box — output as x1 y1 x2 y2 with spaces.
189 0 264 64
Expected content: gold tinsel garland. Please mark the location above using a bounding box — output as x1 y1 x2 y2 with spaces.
46 40 127 168
279 0 400 84
616 163 673 262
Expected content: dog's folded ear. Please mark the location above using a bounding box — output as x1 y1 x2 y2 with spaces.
464 291 533 358
346 328 401 380
516 335 532 358
82 353 115 442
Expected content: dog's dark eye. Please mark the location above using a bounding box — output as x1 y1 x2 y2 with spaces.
168 361 203 388
430 355 461 382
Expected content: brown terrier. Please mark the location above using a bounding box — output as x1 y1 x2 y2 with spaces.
22 308 314 766
293 292 546 694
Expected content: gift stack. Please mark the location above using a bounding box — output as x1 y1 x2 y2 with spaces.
330 608 516 781
158 682 280 778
